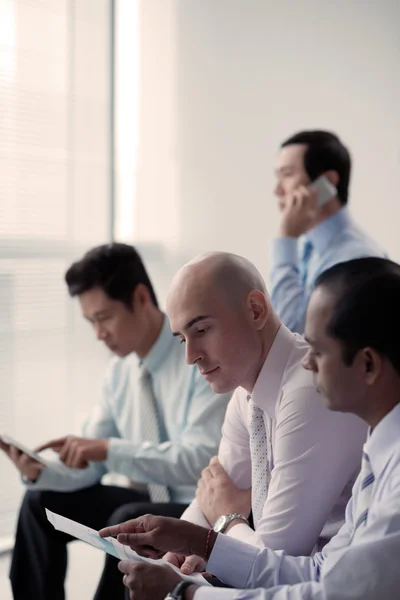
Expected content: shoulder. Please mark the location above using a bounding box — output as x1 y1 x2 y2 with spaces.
321 228 386 267
281 333 316 393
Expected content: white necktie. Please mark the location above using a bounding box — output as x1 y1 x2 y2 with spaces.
139 366 170 503
352 446 375 541
248 398 270 527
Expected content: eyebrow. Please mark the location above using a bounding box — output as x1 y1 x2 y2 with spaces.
172 315 211 337
85 310 110 321
275 166 295 174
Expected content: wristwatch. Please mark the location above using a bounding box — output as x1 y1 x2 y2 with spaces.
164 580 193 600
213 512 249 533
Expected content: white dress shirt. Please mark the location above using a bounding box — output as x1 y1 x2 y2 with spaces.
26 317 231 503
182 326 367 554
194 403 400 600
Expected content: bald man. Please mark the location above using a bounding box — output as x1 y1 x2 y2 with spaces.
163 251 367 573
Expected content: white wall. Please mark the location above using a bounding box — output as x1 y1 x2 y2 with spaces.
135 0 400 303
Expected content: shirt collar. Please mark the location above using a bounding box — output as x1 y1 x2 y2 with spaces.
364 403 400 480
305 207 353 255
251 325 295 415
140 315 175 374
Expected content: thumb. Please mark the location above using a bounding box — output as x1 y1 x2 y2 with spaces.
181 555 204 575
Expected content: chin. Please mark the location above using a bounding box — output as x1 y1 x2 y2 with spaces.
209 379 236 395
322 395 344 413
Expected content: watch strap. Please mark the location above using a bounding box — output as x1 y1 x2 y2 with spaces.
166 580 194 600
214 512 249 533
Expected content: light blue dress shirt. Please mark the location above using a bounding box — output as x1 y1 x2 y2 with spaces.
27 317 231 503
195 403 400 599
270 208 386 334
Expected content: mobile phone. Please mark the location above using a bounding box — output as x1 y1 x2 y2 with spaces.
0 433 48 465
309 175 337 207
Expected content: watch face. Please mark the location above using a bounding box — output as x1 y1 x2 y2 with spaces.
213 515 227 533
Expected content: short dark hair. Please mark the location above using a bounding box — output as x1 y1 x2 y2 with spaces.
65 243 158 309
281 130 351 206
315 258 400 374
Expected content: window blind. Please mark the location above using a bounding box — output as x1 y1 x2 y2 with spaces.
0 0 112 541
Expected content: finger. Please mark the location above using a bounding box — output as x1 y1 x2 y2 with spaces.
99 519 142 538
60 440 79 467
19 453 39 468
208 459 227 478
181 555 204 575
118 560 134 575
163 552 183 568
117 532 155 549
0 440 12 457
200 466 213 483
68 446 88 469
9 446 23 463
35 436 67 452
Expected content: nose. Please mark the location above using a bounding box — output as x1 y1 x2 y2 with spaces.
302 350 316 372
94 322 107 341
185 339 203 366
274 180 284 197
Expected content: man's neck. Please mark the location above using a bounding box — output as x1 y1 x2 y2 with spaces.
136 310 164 359
243 319 281 393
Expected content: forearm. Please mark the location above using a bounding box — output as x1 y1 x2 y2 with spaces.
24 461 104 492
206 535 317 591
107 438 214 487
180 499 212 528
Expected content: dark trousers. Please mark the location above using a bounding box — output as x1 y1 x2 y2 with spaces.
10 483 187 600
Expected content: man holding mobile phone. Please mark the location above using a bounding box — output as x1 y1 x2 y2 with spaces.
270 130 385 335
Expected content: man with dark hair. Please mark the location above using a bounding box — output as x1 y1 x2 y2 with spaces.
0 243 231 600
270 130 385 334
101 257 400 600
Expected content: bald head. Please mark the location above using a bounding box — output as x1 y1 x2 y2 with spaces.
168 251 268 309
167 252 278 393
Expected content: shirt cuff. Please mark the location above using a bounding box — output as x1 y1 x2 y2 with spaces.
271 237 299 267
106 437 138 476
207 534 259 589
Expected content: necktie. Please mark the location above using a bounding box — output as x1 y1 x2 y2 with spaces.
352 447 375 541
248 398 270 527
138 366 170 503
300 239 313 287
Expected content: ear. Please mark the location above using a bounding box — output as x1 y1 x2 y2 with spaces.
247 290 269 331
324 170 339 188
132 283 151 310
359 347 382 386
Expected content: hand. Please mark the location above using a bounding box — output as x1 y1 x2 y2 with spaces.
118 561 184 600
0 440 44 482
196 456 251 527
99 514 216 561
164 551 206 575
36 436 109 469
279 184 319 238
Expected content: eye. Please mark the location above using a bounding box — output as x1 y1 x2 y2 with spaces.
196 327 209 335
179 338 186 344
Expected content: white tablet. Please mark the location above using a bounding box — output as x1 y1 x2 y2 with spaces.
0 434 48 466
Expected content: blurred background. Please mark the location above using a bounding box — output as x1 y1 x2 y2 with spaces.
0 0 399 597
